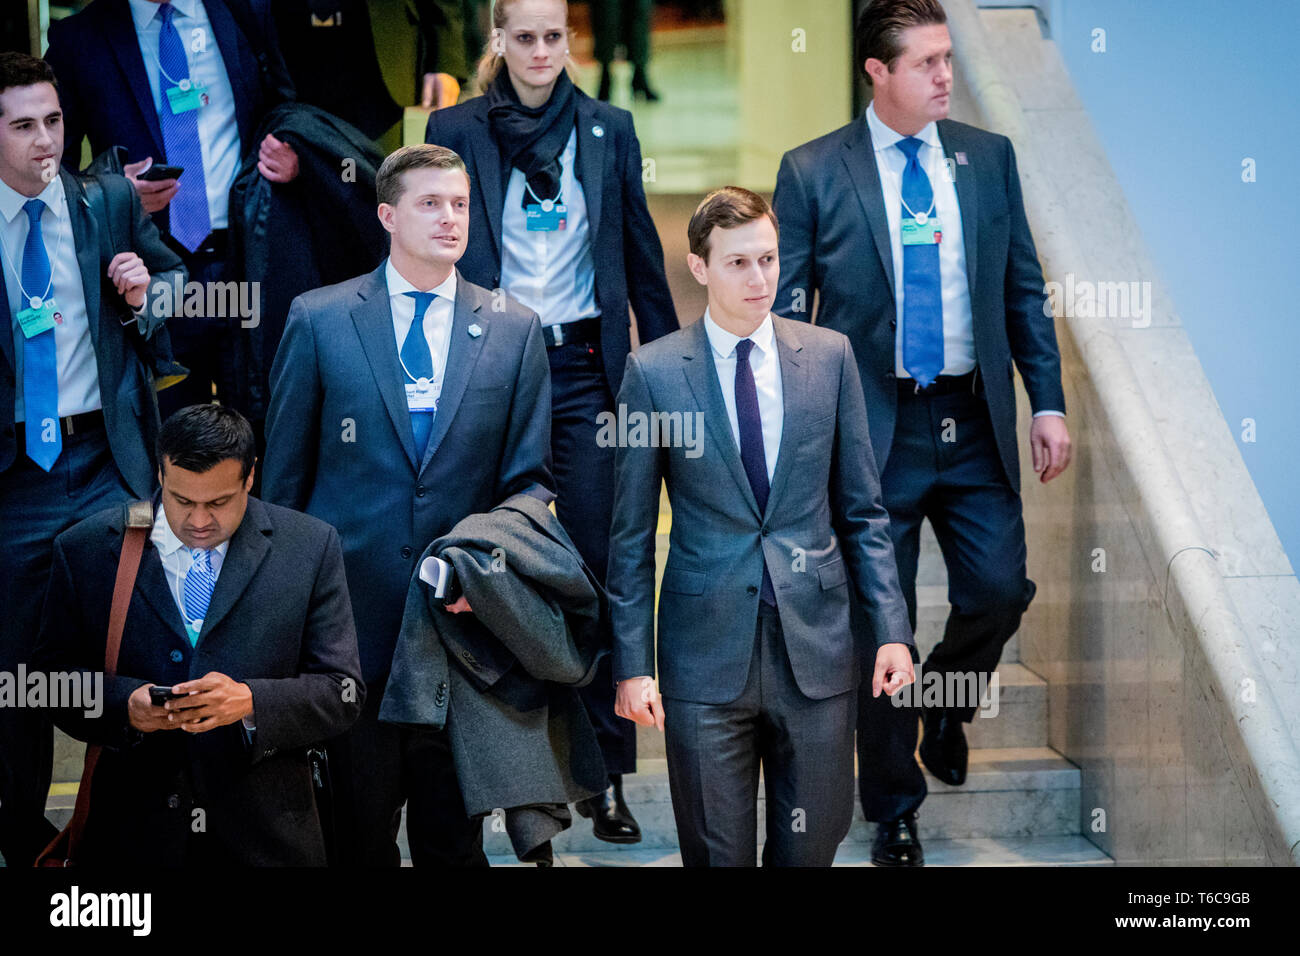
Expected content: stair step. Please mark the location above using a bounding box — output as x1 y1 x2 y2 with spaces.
633 661 1047 759
469 747 1080 855
481 834 1112 867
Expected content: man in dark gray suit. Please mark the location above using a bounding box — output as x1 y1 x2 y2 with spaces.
0 52 185 867
608 188 915 867
35 404 363 865
772 0 1071 865
262 144 554 867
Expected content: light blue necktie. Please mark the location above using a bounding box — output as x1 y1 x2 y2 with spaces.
897 136 944 387
402 291 436 457
182 547 216 643
21 198 59 470
157 2 211 252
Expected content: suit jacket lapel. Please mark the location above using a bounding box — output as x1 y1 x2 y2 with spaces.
0 252 12 376
938 120 980 298
575 96 605 243
63 172 104 361
106 503 190 645
764 319 807 516
105 0 166 160
469 110 506 265
204 0 254 144
680 319 760 521
351 265 418 470
420 271 486 473
842 118 897 302
195 497 272 647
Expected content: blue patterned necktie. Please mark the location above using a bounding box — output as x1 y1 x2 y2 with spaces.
403 291 436 457
897 136 944 387
21 198 60 470
157 2 211 252
182 547 216 642
734 338 776 607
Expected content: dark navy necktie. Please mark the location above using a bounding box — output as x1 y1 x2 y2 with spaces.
403 291 436 457
734 338 776 606
897 136 944 387
22 198 60 470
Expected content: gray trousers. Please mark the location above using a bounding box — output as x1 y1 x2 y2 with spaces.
662 605 856 866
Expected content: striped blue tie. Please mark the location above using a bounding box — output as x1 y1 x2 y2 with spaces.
898 136 944 387
157 2 211 252
182 548 216 642
403 291 436 457
21 198 59 470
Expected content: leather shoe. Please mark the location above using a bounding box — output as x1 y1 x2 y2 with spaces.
871 813 924 866
574 774 641 844
919 707 969 786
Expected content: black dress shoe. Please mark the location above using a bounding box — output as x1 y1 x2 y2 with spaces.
597 64 612 101
574 774 641 844
871 813 924 866
919 707 969 786
631 66 661 102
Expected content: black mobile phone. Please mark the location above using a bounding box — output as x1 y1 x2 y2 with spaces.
149 685 181 705
138 164 184 181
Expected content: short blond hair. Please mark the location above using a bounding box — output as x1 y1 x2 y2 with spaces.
376 144 468 207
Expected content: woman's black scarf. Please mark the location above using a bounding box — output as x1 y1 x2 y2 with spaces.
486 66 577 209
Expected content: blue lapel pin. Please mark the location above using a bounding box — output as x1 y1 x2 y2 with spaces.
592 124 604 138
468 323 482 338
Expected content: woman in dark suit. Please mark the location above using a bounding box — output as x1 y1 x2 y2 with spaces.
425 0 677 846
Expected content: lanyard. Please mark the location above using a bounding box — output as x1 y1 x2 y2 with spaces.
0 205 68 308
888 141 937 224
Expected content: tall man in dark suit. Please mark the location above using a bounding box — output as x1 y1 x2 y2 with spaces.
262 144 554 867
34 404 363 865
0 52 185 867
773 0 1072 866
45 0 299 420
609 188 915 866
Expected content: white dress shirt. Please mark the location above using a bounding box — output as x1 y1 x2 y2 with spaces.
866 103 1062 417
499 126 600 325
127 0 241 229
703 309 783 482
151 501 228 637
0 174 100 421
865 101 975 380
386 258 456 409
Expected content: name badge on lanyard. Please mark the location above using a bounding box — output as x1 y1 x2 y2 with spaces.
17 296 58 338
406 376 441 413
901 214 942 246
166 79 208 114
526 198 567 232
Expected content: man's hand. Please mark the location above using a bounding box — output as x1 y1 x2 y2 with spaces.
614 676 665 732
107 251 150 309
128 684 181 732
445 595 472 614
871 643 915 699
1030 415 1072 483
122 157 179 214
258 134 299 183
165 671 254 733
421 72 461 110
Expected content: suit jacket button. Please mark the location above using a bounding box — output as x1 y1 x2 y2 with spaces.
170 649 184 663
884 371 896 381
416 485 426 497
439 681 448 690
401 546 413 559
889 318 898 329
761 527 770 537
166 794 180 809
747 585 758 595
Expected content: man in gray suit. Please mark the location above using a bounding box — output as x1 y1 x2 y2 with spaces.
262 144 553 867
608 188 915 866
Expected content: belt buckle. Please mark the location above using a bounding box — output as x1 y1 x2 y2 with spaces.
550 323 564 347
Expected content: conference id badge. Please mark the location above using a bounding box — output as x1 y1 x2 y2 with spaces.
406 376 441 412
165 80 207 114
526 201 567 232
901 215 942 245
16 297 57 338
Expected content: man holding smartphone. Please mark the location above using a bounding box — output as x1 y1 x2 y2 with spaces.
33 404 363 865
